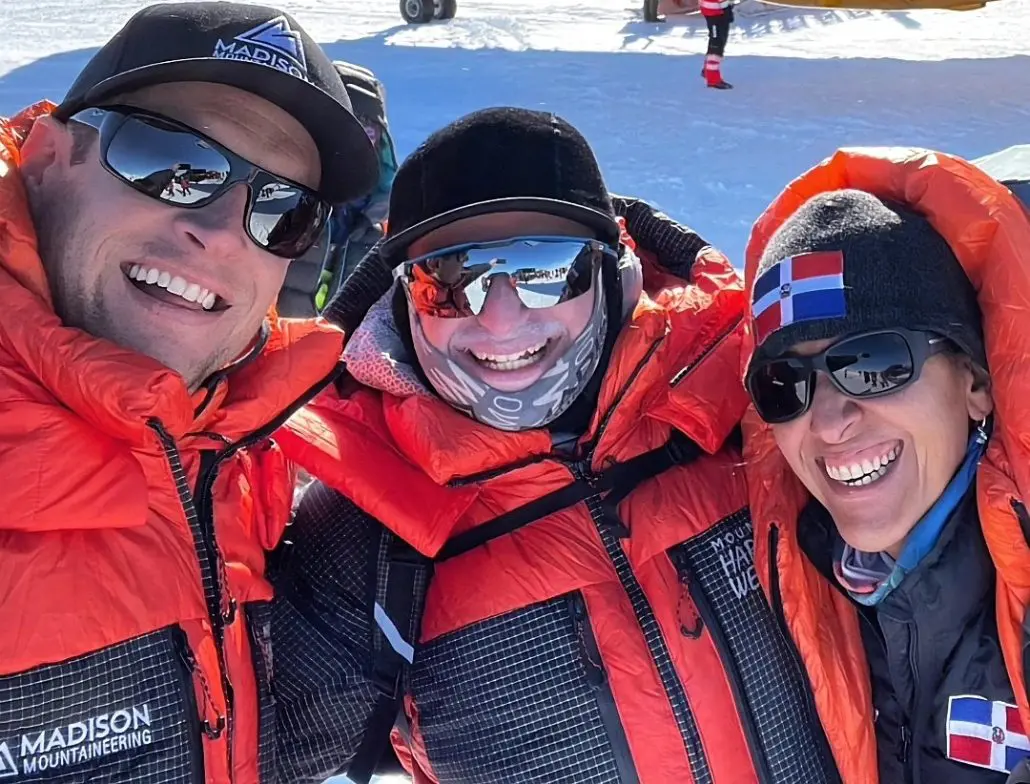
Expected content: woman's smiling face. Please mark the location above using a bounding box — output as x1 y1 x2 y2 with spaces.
770 337 992 557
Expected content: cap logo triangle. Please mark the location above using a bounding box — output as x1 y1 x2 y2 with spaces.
212 16 308 80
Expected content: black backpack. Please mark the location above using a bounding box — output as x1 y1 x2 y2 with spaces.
334 60 390 137
275 61 393 318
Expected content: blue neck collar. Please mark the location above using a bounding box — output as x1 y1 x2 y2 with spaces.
846 425 988 607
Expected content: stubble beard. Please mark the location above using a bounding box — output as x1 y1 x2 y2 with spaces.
29 182 227 391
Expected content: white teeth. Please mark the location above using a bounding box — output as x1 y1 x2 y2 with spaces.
125 265 221 311
824 448 900 486
470 342 548 371
472 343 547 364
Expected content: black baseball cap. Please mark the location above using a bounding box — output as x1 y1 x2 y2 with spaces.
55 2 378 204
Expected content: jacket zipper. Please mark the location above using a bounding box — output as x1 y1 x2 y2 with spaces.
195 449 237 778
670 315 743 388
899 725 912 772
856 607 910 778
585 337 666 455
671 553 773 784
905 619 921 784
767 527 842 782
571 461 713 784
147 361 345 780
568 593 640 784
151 423 235 777
1011 498 1030 549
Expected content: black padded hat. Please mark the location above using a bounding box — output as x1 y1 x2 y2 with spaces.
379 106 620 265
749 189 986 370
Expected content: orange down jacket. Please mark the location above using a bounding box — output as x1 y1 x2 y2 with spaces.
0 103 345 783
740 147 1030 783
274 204 841 784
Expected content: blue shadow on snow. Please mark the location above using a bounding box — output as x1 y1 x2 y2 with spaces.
2 40 1028 264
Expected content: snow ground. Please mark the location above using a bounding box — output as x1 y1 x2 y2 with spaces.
2 0 1029 264
1 1 1027 781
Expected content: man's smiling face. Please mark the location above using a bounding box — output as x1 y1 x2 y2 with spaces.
25 81 320 389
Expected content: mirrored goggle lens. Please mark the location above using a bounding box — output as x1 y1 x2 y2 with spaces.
248 176 330 257
748 361 812 424
825 331 916 396
402 237 609 318
105 114 231 205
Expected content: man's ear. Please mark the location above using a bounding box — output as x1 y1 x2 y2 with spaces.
19 115 73 191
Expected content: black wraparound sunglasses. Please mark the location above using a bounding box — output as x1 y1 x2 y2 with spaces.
70 105 331 259
747 328 951 424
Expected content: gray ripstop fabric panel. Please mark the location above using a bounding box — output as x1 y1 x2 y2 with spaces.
271 482 398 784
411 597 623 783
0 628 200 783
244 602 276 783
584 494 713 784
673 509 838 783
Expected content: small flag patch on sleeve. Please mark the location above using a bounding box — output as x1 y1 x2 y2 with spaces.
750 250 846 344
947 695 1030 773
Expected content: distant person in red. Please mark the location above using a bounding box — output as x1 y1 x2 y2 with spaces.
701 0 734 89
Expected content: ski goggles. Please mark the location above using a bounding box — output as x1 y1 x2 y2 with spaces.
69 106 331 259
747 328 951 424
395 235 617 318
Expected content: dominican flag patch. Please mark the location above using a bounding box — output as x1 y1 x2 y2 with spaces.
947 695 1030 773
751 250 846 344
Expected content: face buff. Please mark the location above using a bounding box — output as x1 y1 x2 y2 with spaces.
407 268 608 432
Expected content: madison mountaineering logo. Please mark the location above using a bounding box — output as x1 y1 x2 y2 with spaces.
0 741 15 778
0 704 154 778
213 16 309 80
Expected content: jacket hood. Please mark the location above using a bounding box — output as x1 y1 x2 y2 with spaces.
0 102 345 532
741 146 1030 782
